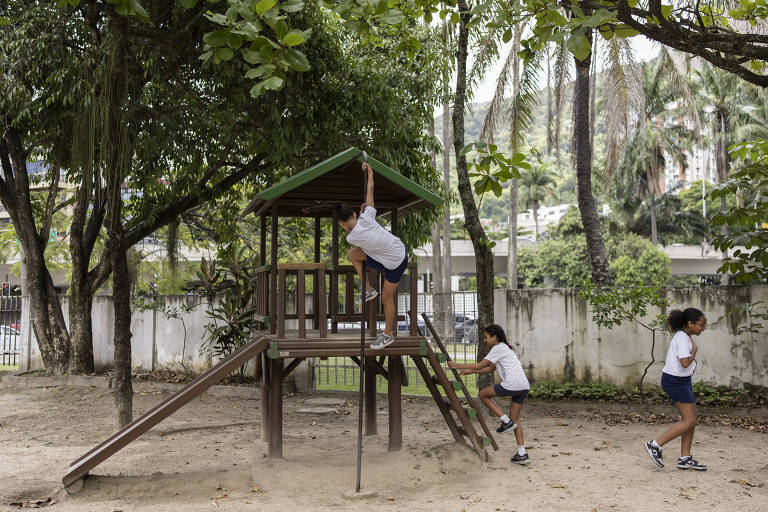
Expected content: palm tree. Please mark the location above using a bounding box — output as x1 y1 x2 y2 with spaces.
616 51 698 245
519 163 557 239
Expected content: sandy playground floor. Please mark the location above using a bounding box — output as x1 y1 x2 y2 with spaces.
1 384 767 511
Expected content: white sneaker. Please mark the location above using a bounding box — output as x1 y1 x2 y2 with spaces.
364 289 378 302
370 333 394 349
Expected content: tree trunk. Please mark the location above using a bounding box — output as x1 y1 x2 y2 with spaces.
574 49 612 285
0 133 71 373
68 285 95 374
647 168 658 245
507 180 518 289
441 88 453 339
111 237 134 427
533 203 540 240
506 29 522 290
453 0 494 389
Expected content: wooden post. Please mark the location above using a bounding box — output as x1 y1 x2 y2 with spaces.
409 264 418 336
368 269 378 338
260 214 267 266
331 213 339 334
297 269 306 338
345 272 354 316
364 357 377 435
270 203 279 335
277 268 286 339
318 267 327 338
387 355 402 451
260 351 270 444
268 358 283 457
313 216 321 330
391 208 399 336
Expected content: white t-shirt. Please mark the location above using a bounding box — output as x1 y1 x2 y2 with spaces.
345 206 406 269
484 344 530 391
662 330 696 377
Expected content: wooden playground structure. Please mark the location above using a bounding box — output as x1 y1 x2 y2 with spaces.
62 148 497 493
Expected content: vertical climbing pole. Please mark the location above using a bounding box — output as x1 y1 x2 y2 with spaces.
355 151 369 494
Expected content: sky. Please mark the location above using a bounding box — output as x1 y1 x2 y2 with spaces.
471 36 662 104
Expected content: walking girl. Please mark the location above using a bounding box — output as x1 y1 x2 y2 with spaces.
644 308 708 471
448 324 531 465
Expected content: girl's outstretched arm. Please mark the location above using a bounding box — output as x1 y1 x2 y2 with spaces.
448 359 493 371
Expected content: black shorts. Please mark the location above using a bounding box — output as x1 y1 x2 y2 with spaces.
493 384 529 404
366 254 409 283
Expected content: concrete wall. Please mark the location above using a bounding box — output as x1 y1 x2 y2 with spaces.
495 285 768 388
19 286 768 389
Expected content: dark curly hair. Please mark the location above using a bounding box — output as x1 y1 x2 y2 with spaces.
334 205 356 222
666 308 705 332
484 323 511 349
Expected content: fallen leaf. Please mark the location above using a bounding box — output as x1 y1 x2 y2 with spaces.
386 496 395 501
551 483 566 488
459 494 470 499
730 478 763 488
560 452 573 455
555 420 568 426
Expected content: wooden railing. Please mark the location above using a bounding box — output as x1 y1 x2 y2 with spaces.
252 265 271 327
330 263 418 336
275 263 327 339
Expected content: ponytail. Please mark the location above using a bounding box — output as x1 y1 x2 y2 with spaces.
484 324 511 349
667 308 704 332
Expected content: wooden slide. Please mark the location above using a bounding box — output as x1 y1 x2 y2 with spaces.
61 335 270 493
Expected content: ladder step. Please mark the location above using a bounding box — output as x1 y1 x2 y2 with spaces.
482 436 492 447
443 399 477 419
437 352 448 363
432 375 462 392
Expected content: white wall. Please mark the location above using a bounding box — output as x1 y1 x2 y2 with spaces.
495 285 768 387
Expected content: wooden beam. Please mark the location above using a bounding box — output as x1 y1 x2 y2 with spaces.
387 355 402 451
268 358 283 457
269 203 279 335
331 211 339 334
409 264 417 336
261 351 270 444
313 216 321 330
253 199 275 219
270 347 421 358
260 214 267 266
318 266 328 338
297 269 306 338
365 357 377 435
276 262 326 270
277 268 286 339
282 357 304 380
349 355 389 380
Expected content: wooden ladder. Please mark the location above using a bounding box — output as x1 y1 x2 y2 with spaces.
409 314 498 461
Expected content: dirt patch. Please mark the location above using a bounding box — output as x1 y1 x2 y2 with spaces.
1 386 767 511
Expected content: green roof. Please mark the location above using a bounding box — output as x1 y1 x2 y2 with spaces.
243 147 443 218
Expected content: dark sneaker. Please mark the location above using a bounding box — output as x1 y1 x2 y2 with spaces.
644 441 664 468
677 456 707 471
496 420 517 434
511 453 530 465
364 288 378 302
370 333 394 349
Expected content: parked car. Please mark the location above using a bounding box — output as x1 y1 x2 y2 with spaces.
397 314 432 334
454 317 478 344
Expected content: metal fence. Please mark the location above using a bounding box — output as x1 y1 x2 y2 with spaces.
312 291 480 395
0 296 21 366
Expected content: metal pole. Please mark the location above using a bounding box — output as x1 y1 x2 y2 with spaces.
355 150 368 493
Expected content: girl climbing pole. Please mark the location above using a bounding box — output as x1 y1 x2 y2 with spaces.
644 308 708 471
448 324 531 465
336 161 408 349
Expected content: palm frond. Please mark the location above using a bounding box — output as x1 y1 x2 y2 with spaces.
510 39 543 153
602 35 643 188
553 40 571 172
480 39 515 144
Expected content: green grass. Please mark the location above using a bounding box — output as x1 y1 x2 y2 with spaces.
0 365 19 372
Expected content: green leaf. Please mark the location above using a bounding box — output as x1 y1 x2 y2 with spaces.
502 29 513 43
281 30 305 46
261 76 284 90
245 63 276 78
128 0 150 19
255 0 276 15
180 0 198 7
199 50 214 61
0 16 10 26
280 0 304 13
567 31 591 61
660 4 673 18
283 48 311 71
242 48 265 64
380 9 404 24
215 47 234 61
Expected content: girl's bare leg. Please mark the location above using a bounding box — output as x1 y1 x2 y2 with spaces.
655 402 697 454
508 401 524 447
478 386 504 417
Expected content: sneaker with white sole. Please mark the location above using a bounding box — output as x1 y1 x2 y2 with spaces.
496 420 517 434
677 456 707 471
370 332 394 349
644 441 664 468
510 453 530 465
363 289 378 302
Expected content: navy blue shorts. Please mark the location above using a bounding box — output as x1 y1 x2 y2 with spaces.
493 384 529 404
366 254 408 284
661 372 695 404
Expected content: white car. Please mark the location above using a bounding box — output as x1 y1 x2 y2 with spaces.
0 325 19 336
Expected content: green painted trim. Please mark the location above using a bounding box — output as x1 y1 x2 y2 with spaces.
482 436 492 447
363 154 443 207
256 147 444 207
259 147 361 200
452 381 463 392
437 353 448 363
467 408 477 419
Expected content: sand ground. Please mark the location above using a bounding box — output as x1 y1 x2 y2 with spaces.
1 385 766 511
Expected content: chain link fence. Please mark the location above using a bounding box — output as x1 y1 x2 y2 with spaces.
312 291 480 395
